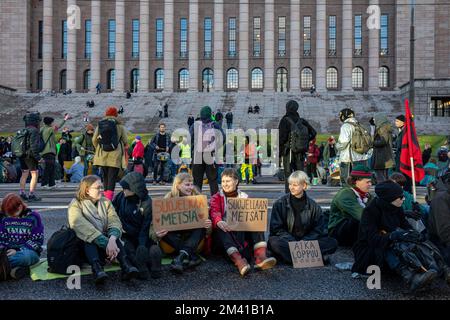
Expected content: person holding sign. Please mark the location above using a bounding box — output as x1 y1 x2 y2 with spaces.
268 171 337 265
113 172 162 280
209 169 276 277
151 173 211 274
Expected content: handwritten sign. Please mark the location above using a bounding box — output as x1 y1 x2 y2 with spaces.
226 198 268 232
288 240 324 269
152 195 208 232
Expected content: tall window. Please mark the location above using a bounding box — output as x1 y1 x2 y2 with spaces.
228 17 237 57
379 66 389 88
85 19 91 59
251 68 263 89
276 68 288 92
204 18 212 58
202 68 214 92
156 18 164 58
326 67 338 89
107 69 115 90
37 70 43 91
352 67 363 89
354 15 362 56
303 16 311 56
380 14 388 55
132 19 139 58
227 68 238 89
328 16 336 56
278 17 286 57
108 19 116 59
83 69 91 90
38 21 43 59
301 67 313 89
62 20 67 59
180 18 188 58
253 17 261 57
60 69 67 91
155 69 164 90
179 69 189 90
131 69 139 92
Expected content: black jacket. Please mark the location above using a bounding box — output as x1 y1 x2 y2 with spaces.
278 110 316 155
225 112 233 123
270 193 325 241
352 197 411 273
428 174 450 247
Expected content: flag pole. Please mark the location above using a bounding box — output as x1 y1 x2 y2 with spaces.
406 99 417 201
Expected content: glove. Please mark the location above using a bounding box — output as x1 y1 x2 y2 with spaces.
404 210 422 220
400 230 423 243
389 230 407 241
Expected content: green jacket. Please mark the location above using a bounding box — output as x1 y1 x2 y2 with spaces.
74 131 94 157
40 119 66 156
328 187 373 232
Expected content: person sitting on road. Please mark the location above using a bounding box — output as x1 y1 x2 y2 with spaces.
113 172 162 280
209 169 277 277
68 175 138 285
269 171 338 265
0 193 44 279
150 173 211 274
65 156 84 183
328 164 374 247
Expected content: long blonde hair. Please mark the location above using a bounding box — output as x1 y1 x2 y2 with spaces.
165 172 200 198
76 175 102 201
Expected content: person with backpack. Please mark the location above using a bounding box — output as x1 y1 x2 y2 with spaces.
40 114 70 189
225 111 233 130
74 123 95 176
68 175 138 284
0 193 44 279
113 172 162 280
336 108 371 186
190 106 225 196
92 106 129 201
15 112 43 201
372 113 394 183
150 123 170 185
278 100 317 193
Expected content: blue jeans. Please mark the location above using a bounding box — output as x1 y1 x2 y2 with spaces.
8 248 40 268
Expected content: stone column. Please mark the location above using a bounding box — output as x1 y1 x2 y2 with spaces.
66 0 77 91
164 0 174 92
290 0 300 91
264 0 275 91
43 0 53 91
213 0 223 91
341 0 353 92
368 0 380 92
315 0 326 92
139 0 150 92
239 0 249 91
189 0 199 91
115 0 125 92
90 0 101 92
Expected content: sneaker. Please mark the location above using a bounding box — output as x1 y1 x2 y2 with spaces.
27 194 42 202
41 185 49 190
186 253 202 269
251 179 257 185
10 267 29 280
19 193 29 201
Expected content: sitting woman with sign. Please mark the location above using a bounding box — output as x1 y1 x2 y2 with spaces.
68 175 139 284
209 169 277 277
150 172 211 274
268 171 338 265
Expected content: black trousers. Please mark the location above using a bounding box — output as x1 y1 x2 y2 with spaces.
192 162 219 195
153 159 166 182
215 228 265 253
83 239 125 266
330 217 360 247
122 236 157 267
268 235 338 264
282 152 305 193
162 229 205 256
42 153 56 187
101 166 119 191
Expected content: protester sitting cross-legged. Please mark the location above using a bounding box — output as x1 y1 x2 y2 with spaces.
113 172 162 280
64 156 84 183
352 180 450 292
0 193 44 280
328 164 374 247
209 169 276 276
68 175 138 285
268 171 337 265
150 173 211 274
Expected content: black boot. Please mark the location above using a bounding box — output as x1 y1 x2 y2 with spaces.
149 245 162 279
135 246 150 280
171 250 188 274
92 260 108 285
397 265 438 292
117 252 139 281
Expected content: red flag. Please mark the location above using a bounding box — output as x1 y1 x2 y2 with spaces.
400 99 425 182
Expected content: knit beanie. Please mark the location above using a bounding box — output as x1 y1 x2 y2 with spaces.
105 106 118 117
375 180 404 203
396 115 406 123
43 117 54 125
200 106 212 120
135 135 141 141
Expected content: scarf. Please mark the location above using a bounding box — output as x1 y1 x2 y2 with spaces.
79 199 109 234
223 189 238 198
352 187 370 206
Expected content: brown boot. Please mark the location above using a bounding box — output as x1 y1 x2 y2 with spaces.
254 242 277 270
229 252 250 277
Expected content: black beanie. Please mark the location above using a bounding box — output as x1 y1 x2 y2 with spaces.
396 115 406 123
286 100 299 113
375 180 404 203
43 117 54 125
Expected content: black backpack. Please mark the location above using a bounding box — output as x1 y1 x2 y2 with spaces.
98 118 119 152
286 117 310 154
11 129 30 158
0 248 11 281
47 227 83 275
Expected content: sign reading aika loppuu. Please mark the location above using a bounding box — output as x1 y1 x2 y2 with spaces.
226 198 268 232
288 240 324 269
152 195 208 232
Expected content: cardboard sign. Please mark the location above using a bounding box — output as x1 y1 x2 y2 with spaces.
152 195 208 232
288 240 324 269
225 198 268 232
